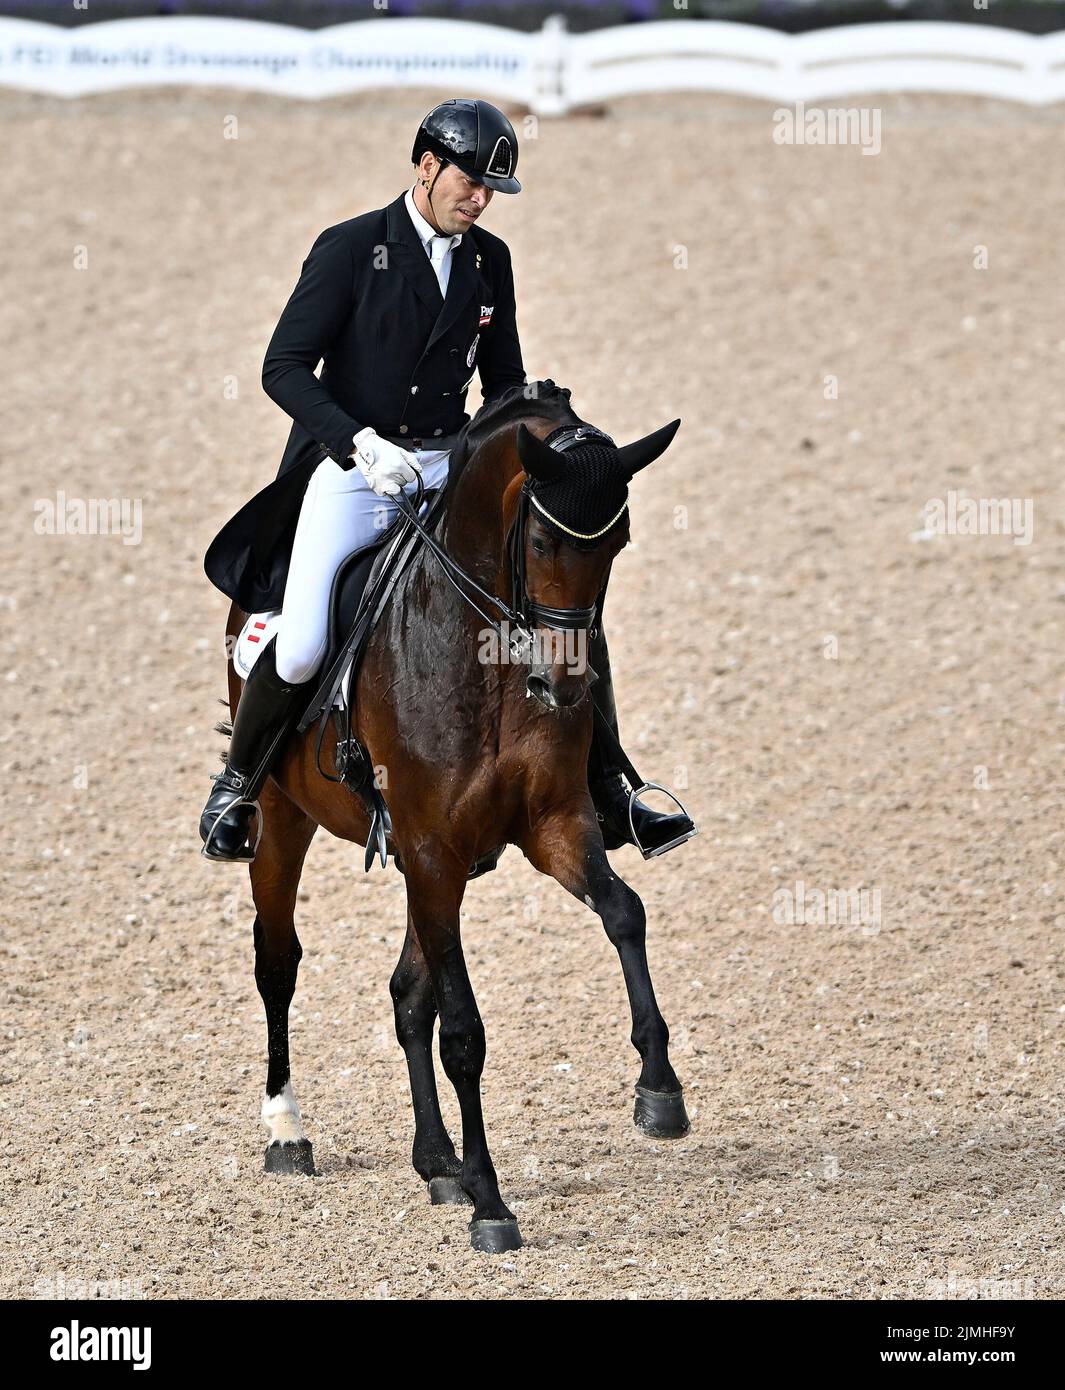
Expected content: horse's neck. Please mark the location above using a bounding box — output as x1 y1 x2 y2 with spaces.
441 429 521 593
389 431 520 706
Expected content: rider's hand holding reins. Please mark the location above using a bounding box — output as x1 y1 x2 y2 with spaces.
349 427 422 497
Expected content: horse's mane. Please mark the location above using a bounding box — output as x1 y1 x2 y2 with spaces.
440 378 585 509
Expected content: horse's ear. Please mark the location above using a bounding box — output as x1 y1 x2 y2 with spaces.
615 419 681 479
516 422 567 483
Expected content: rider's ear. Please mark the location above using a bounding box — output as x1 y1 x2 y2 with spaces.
516 423 567 483
615 419 681 479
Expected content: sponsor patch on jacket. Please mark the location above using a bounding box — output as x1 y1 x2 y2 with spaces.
479 305 494 327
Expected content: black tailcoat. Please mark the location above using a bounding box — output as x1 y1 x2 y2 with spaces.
204 190 526 612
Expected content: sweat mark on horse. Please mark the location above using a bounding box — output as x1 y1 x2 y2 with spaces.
217 386 692 1252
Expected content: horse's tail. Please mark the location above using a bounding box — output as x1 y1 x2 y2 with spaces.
215 698 233 761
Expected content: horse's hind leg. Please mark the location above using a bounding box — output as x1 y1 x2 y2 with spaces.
523 803 690 1140
249 779 318 1176
389 916 468 1206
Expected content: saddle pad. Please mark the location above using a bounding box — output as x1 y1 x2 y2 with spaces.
233 611 354 709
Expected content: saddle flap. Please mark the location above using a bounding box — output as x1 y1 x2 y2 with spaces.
296 486 445 734
234 609 356 710
328 545 381 656
326 486 445 669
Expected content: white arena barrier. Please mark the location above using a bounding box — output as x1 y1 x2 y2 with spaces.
2 16 1065 110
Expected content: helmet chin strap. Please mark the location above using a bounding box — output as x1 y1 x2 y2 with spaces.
423 156 449 231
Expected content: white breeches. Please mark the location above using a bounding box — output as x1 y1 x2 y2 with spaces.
274 448 451 685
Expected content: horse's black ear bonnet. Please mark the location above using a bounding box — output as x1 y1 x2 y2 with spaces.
525 425 630 551
515 417 682 550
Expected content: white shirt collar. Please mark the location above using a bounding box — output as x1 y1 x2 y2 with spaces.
405 185 462 253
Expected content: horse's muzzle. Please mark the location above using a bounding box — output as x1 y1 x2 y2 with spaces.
526 673 587 709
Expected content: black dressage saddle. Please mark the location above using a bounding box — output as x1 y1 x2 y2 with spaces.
327 540 390 668
300 486 444 734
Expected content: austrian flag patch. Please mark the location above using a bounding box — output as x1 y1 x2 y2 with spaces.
479 304 494 327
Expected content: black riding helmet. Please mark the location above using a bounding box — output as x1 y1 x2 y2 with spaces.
411 97 521 195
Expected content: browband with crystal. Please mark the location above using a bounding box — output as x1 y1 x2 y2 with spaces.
529 491 629 541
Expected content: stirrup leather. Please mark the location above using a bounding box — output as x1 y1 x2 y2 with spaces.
627 780 699 861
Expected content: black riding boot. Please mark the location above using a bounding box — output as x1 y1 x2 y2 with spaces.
199 637 313 862
587 615 697 859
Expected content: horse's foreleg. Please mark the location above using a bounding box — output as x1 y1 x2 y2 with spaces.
389 915 468 1205
249 779 318 1175
403 843 522 1252
523 802 690 1139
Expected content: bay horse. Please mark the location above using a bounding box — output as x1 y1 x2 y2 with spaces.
221 385 690 1252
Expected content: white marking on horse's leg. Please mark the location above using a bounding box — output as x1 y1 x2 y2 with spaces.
262 1082 306 1145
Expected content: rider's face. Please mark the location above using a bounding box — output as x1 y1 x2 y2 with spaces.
418 157 493 235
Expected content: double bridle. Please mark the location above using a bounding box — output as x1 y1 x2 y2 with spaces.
394 423 620 649
505 484 598 634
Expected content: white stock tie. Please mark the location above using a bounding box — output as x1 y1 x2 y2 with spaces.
427 234 453 296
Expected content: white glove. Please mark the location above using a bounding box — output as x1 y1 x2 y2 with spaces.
350 427 421 497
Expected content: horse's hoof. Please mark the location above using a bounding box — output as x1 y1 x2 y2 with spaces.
469 1218 523 1254
428 1175 473 1206
634 1085 691 1139
264 1139 316 1176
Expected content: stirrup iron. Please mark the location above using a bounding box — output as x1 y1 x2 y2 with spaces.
365 797 390 873
200 775 265 864
628 780 698 861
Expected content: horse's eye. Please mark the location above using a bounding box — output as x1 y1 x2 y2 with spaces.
530 539 547 556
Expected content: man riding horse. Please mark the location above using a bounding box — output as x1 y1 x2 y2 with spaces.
199 98 695 863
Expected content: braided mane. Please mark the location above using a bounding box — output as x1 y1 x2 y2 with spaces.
441 378 586 507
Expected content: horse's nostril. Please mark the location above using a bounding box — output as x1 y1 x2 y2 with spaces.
526 675 557 708
526 674 586 710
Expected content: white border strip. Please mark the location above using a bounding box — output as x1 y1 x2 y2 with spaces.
0 17 534 102
567 20 1065 106
2 17 1065 109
